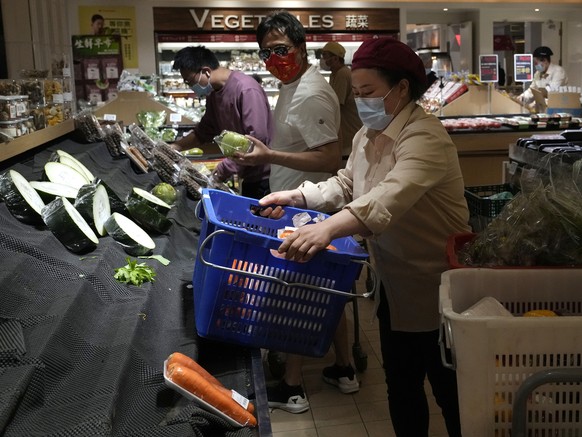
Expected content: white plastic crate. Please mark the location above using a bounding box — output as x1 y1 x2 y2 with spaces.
439 268 582 437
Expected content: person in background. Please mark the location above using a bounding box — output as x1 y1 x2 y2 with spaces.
319 41 363 167
419 52 438 88
171 46 273 199
255 37 470 437
232 10 346 414
518 46 568 107
91 14 105 36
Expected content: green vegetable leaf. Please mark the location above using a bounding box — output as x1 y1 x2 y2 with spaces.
114 257 156 286
138 254 171 266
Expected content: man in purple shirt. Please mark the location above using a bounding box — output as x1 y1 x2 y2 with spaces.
172 46 273 199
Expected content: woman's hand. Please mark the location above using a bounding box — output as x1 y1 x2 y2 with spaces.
257 190 306 219
278 222 333 263
232 135 272 166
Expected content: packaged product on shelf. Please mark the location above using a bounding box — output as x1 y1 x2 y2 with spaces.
106 85 118 101
85 84 103 104
44 78 63 105
19 79 45 106
83 59 101 81
0 95 29 121
102 123 125 157
0 80 21 96
0 118 29 140
44 104 64 126
74 109 104 143
29 105 46 130
102 57 120 80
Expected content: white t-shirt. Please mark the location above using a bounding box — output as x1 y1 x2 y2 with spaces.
270 65 340 192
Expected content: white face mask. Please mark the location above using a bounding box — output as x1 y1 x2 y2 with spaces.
355 87 396 130
319 58 330 71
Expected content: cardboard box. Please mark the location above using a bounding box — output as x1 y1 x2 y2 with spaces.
547 91 582 116
548 91 580 108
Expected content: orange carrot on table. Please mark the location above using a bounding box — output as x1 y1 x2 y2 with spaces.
167 352 223 386
167 352 255 414
166 363 257 427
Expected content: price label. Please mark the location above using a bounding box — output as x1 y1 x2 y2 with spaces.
479 54 498 83
230 389 250 410
169 113 182 123
103 113 117 121
514 54 533 83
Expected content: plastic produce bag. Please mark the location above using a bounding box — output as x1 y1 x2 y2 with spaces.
460 154 582 266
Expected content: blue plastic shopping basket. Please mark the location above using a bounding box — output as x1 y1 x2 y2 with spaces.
193 189 375 357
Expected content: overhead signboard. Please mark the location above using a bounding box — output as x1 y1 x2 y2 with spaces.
153 7 399 34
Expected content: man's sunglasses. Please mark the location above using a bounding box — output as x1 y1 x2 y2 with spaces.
258 45 294 61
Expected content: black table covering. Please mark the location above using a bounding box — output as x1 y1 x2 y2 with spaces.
0 138 268 436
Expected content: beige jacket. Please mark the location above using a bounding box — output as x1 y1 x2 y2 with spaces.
299 101 470 331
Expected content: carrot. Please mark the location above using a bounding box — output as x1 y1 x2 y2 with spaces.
167 363 257 427
168 352 223 386
167 352 255 414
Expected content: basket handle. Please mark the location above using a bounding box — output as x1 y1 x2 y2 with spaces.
194 199 205 221
438 315 456 370
197 229 377 299
511 368 582 437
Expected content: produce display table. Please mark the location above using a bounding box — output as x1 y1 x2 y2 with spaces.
0 138 269 436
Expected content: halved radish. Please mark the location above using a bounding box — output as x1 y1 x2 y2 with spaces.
104 212 156 256
44 161 90 190
42 196 99 253
128 187 172 213
29 181 79 202
0 170 45 225
74 182 111 236
51 150 95 182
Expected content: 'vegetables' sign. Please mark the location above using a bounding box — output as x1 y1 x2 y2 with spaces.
153 7 399 33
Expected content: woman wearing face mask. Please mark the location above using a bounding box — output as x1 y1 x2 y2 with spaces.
257 37 470 437
171 46 273 199
518 46 568 109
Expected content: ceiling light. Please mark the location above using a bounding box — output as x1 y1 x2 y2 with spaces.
534 8 540 12
443 8 449 11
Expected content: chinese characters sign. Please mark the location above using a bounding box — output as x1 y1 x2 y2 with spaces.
72 35 121 57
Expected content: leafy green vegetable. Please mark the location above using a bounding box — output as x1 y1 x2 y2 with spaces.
114 257 156 286
138 254 171 266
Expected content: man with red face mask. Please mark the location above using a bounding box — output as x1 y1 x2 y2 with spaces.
234 10 341 193
232 10 345 414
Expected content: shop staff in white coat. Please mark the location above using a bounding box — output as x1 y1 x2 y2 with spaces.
519 46 568 108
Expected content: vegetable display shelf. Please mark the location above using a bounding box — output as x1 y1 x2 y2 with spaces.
0 139 268 437
93 91 195 126
0 118 74 163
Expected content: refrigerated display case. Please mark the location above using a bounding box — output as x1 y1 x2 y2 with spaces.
155 34 392 109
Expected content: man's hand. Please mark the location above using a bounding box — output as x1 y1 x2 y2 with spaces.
231 135 272 166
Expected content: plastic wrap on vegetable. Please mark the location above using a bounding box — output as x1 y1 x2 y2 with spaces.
74 109 104 143
136 110 166 129
213 130 253 157
102 123 126 158
128 123 156 160
151 147 180 186
460 154 582 267
160 128 178 143
117 70 157 94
